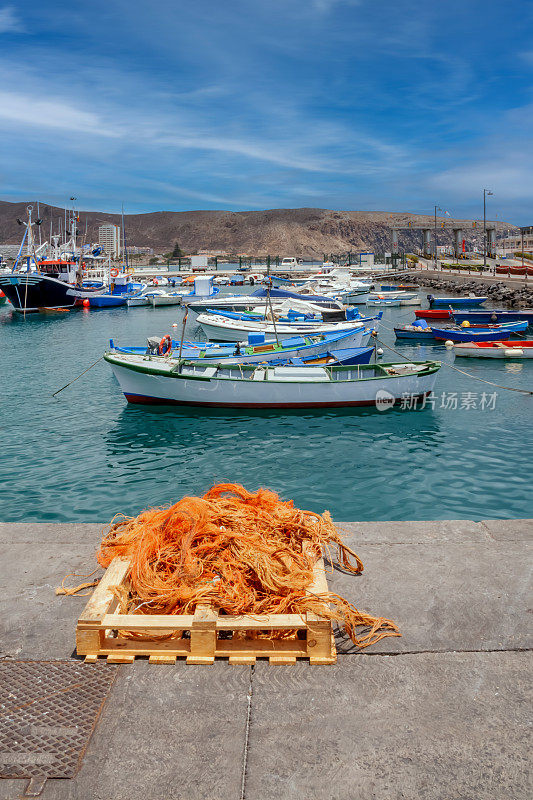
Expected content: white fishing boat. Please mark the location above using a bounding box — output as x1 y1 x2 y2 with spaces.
146 291 182 307
366 298 402 308
126 294 152 307
105 351 441 409
196 313 373 343
368 290 420 306
453 341 533 358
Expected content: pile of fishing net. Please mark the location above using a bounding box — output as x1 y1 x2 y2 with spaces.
96 483 399 649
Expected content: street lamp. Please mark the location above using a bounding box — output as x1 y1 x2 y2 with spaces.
483 189 493 272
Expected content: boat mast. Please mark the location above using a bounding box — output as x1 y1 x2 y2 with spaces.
121 203 129 273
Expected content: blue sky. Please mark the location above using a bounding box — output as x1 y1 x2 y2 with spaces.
0 0 531 222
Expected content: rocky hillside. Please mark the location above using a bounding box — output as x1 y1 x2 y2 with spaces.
0 201 516 258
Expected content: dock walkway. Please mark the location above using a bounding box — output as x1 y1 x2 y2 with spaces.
0 519 531 799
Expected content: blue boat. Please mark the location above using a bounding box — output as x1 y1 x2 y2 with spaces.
394 320 435 340
88 275 146 308
428 294 487 308
451 309 533 326
432 321 528 342
206 307 383 327
109 328 374 365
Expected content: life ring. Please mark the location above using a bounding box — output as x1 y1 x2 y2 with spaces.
158 334 172 356
153 279 159 286
110 268 119 278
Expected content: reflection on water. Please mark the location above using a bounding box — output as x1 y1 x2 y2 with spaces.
0 288 531 522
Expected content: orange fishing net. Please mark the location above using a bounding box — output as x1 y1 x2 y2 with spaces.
96 483 399 649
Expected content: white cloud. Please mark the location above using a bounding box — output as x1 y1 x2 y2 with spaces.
0 6 23 34
0 91 119 136
312 0 360 12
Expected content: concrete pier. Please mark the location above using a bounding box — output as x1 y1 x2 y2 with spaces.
0 519 531 799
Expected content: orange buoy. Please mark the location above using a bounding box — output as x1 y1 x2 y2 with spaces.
82 298 90 308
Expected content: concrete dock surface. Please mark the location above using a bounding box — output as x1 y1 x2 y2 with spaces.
0 519 531 799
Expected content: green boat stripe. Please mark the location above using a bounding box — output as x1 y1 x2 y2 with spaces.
104 353 441 383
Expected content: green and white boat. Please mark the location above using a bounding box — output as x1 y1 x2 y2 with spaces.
104 351 441 409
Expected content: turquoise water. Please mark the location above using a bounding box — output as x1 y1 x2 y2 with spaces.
1 291 531 522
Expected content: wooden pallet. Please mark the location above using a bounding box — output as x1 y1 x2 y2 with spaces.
76 556 336 665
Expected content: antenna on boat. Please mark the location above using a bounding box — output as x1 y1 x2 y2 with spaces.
176 307 189 373
121 203 129 273
265 280 280 347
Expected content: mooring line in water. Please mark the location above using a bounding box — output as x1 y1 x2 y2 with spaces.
52 356 103 397
375 337 533 396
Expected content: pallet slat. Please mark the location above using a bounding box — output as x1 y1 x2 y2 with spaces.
76 556 336 665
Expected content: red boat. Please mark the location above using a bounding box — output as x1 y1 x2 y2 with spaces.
414 309 452 320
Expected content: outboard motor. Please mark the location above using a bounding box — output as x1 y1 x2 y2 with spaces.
146 336 161 355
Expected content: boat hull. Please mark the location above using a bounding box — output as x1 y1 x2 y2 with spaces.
106 356 440 408
0 273 78 312
451 310 533 325
197 316 371 343
415 310 452 320
429 296 487 308
432 322 528 342
113 329 373 364
394 329 435 340
454 341 533 358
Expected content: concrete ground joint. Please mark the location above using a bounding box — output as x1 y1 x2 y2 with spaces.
240 664 254 800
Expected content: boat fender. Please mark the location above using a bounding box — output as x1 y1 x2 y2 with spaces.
110 267 119 278
445 340 454 348
505 349 523 357
158 334 172 356
461 321 470 327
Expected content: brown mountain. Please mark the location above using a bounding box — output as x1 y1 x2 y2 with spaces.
0 200 515 258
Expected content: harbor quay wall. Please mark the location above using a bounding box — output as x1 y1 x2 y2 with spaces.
0 518 530 799
406 269 533 307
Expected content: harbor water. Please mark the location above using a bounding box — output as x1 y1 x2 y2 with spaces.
1 291 531 522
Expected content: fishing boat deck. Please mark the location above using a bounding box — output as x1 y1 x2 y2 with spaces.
1 519 530 799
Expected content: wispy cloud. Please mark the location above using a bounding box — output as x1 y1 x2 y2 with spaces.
0 91 119 136
0 5 23 34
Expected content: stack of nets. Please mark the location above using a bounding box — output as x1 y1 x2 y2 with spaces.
97 483 399 649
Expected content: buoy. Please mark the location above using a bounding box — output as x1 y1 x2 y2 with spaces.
505 349 523 357
461 320 470 328
377 347 384 356
445 340 454 348
172 322 178 328
82 298 90 308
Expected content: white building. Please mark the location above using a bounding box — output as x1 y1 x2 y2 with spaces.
499 227 533 255
98 224 121 258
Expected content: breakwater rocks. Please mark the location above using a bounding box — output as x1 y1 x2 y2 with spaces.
406 274 533 308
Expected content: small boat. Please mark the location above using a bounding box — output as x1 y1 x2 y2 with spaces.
432 321 528 342
414 309 452 320
105 351 441 409
453 340 533 358
126 294 151 307
368 290 420 306
428 294 487 308
451 309 533 326
148 291 183 307
380 284 418 291
366 298 402 308
196 313 375 344
394 322 435 340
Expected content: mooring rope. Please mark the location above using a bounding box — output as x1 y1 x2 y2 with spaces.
52 356 103 397
375 336 533 396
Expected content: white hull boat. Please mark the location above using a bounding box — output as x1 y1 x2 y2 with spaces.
149 292 183 307
368 290 420 305
196 314 373 343
105 352 441 408
453 341 533 358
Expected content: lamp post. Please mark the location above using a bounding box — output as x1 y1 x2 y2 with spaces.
483 189 493 272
